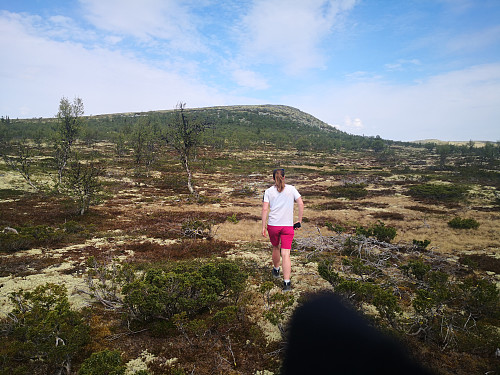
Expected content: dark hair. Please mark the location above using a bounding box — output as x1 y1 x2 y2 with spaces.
273 168 285 192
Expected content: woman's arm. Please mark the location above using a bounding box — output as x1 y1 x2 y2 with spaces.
262 201 269 237
296 197 304 224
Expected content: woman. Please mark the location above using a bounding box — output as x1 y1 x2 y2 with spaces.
262 168 304 291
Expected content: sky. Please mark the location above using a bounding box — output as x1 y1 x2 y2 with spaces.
1 0 499 142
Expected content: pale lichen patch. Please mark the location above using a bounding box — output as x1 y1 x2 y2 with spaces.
0 271 89 317
125 350 156 375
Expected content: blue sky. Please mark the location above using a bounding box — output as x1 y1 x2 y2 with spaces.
1 0 499 141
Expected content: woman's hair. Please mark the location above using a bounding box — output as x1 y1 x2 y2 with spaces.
273 168 285 192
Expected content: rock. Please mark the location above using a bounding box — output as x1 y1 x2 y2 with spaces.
3 227 19 235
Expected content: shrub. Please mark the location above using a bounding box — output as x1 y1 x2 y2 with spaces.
122 261 247 321
335 279 401 323
63 220 86 234
78 350 125 375
400 259 431 280
318 261 400 324
341 236 358 255
459 254 500 273
328 183 368 200
459 276 499 319
324 221 345 233
260 281 295 333
356 221 397 243
181 219 213 239
342 257 377 279
411 271 454 319
408 183 467 202
2 283 90 374
317 260 341 285
231 185 256 197
0 224 66 252
84 256 136 308
412 239 431 250
0 231 32 252
226 213 239 224
447 217 480 229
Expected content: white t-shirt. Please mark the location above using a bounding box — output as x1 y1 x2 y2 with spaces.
263 184 301 226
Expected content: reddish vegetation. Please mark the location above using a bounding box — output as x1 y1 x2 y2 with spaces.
0 194 78 227
404 205 448 214
122 239 233 262
371 212 405 221
0 254 61 277
460 254 500 274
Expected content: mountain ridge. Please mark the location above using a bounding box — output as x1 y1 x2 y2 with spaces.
91 104 335 131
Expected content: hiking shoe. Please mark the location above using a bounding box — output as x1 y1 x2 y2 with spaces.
283 281 292 292
272 267 280 278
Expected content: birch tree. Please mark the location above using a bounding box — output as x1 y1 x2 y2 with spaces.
54 97 84 186
164 103 213 196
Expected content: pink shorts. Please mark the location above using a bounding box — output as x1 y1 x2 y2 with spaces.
267 225 295 250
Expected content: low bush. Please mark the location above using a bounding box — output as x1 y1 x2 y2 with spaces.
0 224 66 252
412 239 431 250
312 201 347 211
459 254 500 273
260 281 295 334
78 350 126 375
181 219 213 239
226 213 239 223
1 283 90 374
324 221 345 233
318 262 401 324
122 261 247 321
328 183 368 200
356 221 397 243
447 217 480 229
317 260 341 285
0 188 25 199
63 220 87 234
459 276 499 319
412 271 453 315
408 183 467 202
400 259 431 280
231 185 257 197
342 257 377 279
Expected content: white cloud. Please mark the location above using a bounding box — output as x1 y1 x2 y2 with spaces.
79 0 206 51
384 59 421 71
445 25 500 54
289 63 500 141
343 116 364 128
238 0 357 74
0 11 231 118
231 69 269 90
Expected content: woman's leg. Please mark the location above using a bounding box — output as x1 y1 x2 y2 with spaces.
272 245 281 268
281 248 291 280
279 227 294 281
